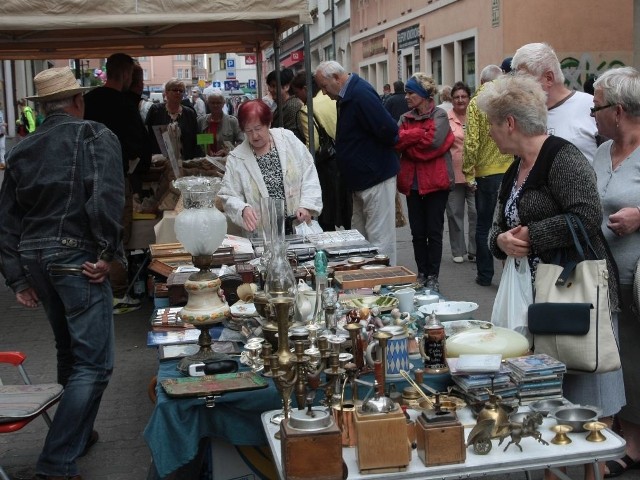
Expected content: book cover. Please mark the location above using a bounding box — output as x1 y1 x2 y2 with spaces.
147 329 201 346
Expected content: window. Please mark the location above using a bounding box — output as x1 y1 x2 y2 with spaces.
177 69 183 79
429 47 442 84
461 38 476 91
185 69 191 80
324 45 334 61
143 69 149 81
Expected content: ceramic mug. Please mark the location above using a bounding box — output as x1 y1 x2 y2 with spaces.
395 287 416 314
365 325 410 380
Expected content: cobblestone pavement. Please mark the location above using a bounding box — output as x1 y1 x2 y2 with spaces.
0 181 634 479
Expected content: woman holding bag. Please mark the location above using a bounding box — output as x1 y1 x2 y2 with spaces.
481 75 624 480
591 67 640 478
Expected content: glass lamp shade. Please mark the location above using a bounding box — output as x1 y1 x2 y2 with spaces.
173 177 227 257
264 241 297 303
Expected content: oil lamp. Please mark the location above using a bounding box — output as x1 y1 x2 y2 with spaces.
173 176 230 375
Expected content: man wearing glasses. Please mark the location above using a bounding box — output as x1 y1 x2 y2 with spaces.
511 43 599 164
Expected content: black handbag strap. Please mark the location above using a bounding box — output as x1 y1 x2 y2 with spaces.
313 115 331 144
555 214 599 285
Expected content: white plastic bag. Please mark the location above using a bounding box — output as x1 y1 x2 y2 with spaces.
491 256 533 337
295 219 323 237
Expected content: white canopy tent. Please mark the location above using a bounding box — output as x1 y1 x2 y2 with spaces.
0 0 311 59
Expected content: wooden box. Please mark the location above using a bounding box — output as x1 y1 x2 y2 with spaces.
353 408 411 473
280 419 343 480
416 414 466 467
333 266 417 290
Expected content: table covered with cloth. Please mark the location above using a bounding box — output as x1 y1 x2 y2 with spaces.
143 359 282 478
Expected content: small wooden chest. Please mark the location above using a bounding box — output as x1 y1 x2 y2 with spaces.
280 418 343 480
416 413 466 466
353 408 411 473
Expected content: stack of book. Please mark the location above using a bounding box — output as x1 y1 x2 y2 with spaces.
448 355 518 404
505 354 566 405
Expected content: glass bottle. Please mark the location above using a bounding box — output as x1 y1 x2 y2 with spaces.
310 250 328 327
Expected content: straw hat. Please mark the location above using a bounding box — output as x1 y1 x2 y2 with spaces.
26 67 92 102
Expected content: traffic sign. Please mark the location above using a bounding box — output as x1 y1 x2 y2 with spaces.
213 81 222 88
247 79 257 89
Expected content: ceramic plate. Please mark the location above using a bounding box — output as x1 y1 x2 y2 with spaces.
230 303 257 317
340 295 398 312
347 256 366 265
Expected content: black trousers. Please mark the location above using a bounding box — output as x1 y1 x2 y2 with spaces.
406 189 449 278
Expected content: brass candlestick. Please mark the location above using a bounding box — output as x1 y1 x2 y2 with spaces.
584 421 607 442
345 323 365 371
550 424 573 445
372 330 393 388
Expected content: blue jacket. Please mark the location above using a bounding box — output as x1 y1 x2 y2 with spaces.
336 74 399 191
0 113 125 293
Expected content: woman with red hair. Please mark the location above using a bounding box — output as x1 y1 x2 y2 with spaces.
218 99 322 233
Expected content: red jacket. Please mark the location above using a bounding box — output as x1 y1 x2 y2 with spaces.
395 107 455 196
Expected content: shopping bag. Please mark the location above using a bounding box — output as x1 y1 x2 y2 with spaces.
491 256 533 337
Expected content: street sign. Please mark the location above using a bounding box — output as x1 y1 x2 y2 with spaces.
226 59 235 69
245 55 256 65
224 80 239 91
247 79 257 89
213 81 222 88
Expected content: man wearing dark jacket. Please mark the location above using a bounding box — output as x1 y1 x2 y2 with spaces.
315 61 399 264
384 80 410 121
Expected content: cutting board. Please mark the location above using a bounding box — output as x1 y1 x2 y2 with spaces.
161 372 268 398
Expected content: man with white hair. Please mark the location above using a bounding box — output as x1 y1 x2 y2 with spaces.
462 64 513 287
511 42 598 163
315 61 399 264
0 66 124 480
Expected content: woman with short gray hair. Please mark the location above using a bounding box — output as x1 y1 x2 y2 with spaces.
484 74 624 480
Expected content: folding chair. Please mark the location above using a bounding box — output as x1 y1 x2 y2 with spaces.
0 352 63 480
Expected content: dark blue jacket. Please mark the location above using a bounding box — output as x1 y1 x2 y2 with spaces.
336 74 399 191
0 113 124 293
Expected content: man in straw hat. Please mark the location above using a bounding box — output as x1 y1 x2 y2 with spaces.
0 66 124 480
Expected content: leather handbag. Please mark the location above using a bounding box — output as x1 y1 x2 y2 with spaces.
313 115 336 166
530 214 621 374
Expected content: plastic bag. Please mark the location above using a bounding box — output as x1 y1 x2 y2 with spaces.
295 219 323 236
491 256 533 337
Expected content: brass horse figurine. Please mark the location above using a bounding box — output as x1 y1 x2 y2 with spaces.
497 412 549 452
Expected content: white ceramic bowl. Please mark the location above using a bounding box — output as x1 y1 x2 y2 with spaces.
418 301 479 320
415 293 439 306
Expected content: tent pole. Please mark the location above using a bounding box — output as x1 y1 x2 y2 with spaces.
273 29 283 127
303 24 315 154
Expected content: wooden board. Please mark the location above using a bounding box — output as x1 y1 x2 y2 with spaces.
333 266 417 289
150 242 189 258
161 372 268 398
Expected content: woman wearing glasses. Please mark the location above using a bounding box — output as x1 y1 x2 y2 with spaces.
445 81 477 264
217 99 322 233
146 78 203 160
483 74 624 480
591 67 640 478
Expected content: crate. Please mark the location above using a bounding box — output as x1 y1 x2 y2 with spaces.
333 266 417 289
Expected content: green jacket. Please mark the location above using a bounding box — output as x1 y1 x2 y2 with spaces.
462 83 512 182
21 106 37 133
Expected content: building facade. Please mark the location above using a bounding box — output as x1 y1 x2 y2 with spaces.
349 0 633 94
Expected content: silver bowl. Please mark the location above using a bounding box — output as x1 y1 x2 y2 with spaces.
418 301 479 321
529 398 571 417
550 405 601 433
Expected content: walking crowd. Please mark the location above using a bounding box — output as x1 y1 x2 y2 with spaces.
2 41 640 479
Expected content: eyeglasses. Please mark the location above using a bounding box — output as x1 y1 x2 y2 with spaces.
244 124 266 135
590 104 616 116
168 89 184 93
